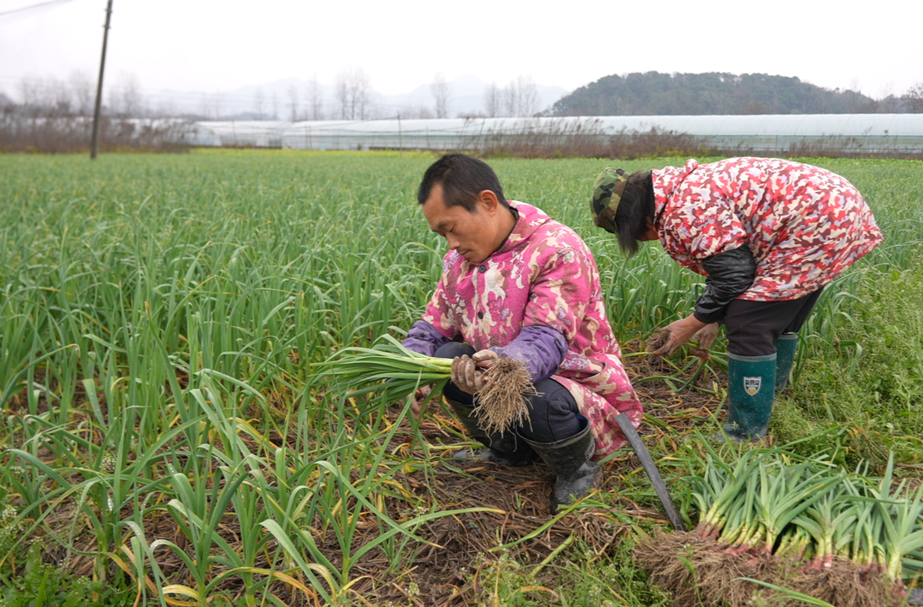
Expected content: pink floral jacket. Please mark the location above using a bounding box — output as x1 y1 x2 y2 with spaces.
422 202 643 458
653 158 883 301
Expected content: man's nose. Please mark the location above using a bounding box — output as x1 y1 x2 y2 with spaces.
446 234 460 250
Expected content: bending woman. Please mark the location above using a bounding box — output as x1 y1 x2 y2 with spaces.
590 157 882 441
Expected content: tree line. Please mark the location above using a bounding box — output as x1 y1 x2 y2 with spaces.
0 69 551 124
550 72 923 116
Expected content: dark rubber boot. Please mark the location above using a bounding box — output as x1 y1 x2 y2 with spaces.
725 353 776 441
774 334 798 393
519 416 599 512
445 398 537 466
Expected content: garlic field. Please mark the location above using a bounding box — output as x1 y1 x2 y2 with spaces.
0 150 921 606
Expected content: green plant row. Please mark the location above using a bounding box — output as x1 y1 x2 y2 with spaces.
687 443 923 586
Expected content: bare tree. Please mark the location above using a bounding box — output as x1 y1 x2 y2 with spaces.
69 70 94 116
107 87 121 116
335 79 348 119
497 75 540 117
287 84 300 121
516 75 539 116
306 75 324 120
19 77 46 116
877 81 896 113
253 87 265 119
399 104 434 119
199 94 211 118
46 78 72 114
271 91 279 120
113 73 144 118
198 93 223 119
21 76 71 115
154 98 178 118
904 82 923 113
335 66 373 120
15 74 149 118
484 82 501 117
846 78 862 113
503 84 517 118
431 72 451 118
204 92 223 119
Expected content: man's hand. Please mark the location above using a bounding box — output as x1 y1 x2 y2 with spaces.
690 322 720 360
451 350 499 394
410 384 433 419
652 314 708 357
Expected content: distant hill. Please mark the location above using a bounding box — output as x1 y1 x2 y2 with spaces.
549 71 879 116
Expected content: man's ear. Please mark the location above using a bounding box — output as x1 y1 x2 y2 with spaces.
475 189 500 214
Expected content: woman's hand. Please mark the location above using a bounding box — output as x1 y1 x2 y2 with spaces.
690 322 720 360
652 314 708 357
410 384 433 419
451 350 499 394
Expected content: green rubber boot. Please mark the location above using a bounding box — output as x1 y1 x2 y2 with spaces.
725 353 777 441
774 334 798 393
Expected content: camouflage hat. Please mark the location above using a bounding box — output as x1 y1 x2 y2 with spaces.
590 167 629 234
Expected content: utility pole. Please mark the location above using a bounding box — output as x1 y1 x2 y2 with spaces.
90 0 113 160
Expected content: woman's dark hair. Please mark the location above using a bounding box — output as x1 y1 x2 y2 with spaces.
417 154 509 212
615 171 655 256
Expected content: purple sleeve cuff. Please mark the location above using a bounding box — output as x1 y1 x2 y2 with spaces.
492 325 568 383
402 320 451 357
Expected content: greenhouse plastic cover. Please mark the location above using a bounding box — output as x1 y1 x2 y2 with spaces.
180 121 292 147
277 115 923 153
154 115 923 152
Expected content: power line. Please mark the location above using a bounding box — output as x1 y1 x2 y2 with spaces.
0 0 75 22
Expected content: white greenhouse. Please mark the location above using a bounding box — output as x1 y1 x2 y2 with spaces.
276 115 923 155
178 121 292 148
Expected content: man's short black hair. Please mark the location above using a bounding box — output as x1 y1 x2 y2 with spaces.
417 153 509 212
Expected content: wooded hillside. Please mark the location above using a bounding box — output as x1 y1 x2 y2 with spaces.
550 71 881 116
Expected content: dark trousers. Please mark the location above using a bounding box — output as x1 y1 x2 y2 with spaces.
434 342 581 443
723 288 824 357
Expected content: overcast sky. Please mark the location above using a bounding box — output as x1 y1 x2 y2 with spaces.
2 0 921 103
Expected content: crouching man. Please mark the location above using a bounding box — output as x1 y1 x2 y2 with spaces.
403 153 642 512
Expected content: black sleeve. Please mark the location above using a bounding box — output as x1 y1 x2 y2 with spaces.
693 245 757 324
